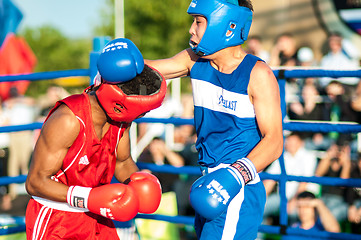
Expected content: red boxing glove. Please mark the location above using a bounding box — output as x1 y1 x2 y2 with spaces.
67 183 139 222
128 172 162 214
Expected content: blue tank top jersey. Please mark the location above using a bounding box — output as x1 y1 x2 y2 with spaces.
190 54 263 168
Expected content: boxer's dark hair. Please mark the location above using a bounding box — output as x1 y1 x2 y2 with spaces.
118 65 162 96
238 0 253 11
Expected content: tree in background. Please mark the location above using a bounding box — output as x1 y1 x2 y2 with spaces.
125 0 193 93
20 0 193 97
21 26 92 97
95 0 192 59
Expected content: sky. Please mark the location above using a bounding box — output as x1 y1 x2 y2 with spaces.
12 0 108 39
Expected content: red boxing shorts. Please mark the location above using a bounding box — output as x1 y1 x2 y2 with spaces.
26 198 120 240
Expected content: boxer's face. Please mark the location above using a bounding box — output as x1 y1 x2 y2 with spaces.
189 15 207 50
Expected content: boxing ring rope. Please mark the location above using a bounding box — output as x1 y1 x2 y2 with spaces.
1 67 361 239
0 69 90 83
273 68 361 79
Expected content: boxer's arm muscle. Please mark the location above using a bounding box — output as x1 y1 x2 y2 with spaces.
247 61 283 171
114 126 139 183
145 48 198 80
26 104 79 202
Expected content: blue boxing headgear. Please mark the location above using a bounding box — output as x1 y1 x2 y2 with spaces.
97 38 144 83
187 0 253 56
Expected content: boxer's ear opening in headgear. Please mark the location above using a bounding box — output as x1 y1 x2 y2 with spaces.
95 65 167 123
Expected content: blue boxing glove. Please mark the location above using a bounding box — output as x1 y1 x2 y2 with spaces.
190 158 256 220
97 38 144 83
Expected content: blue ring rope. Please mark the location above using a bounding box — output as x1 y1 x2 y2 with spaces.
273 69 361 79
0 69 90 82
1 119 361 134
2 166 361 188
1 68 361 82
0 225 26 236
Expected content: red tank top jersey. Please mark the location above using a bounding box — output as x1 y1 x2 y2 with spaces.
26 92 128 240
47 92 129 187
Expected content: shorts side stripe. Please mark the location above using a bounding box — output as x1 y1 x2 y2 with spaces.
32 206 50 240
39 208 53 240
221 187 245 240
32 206 45 240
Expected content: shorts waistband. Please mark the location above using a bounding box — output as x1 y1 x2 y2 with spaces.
33 196 89 213
200 163 260 185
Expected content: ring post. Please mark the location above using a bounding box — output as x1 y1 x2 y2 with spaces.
89 36 111 84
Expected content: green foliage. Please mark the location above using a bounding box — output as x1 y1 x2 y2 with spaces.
125 0 192 59
93 0 115 38
21 26 92 97
93 0 193 93
0 232 26 240
94 0 192 59
16 0 194 97
23 26 91 71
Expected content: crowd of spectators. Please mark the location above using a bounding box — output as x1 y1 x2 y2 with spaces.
252 31 361 239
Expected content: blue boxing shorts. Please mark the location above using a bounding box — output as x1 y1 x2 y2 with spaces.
195 164 266 240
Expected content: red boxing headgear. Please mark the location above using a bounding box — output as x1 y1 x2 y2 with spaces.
95 65 167 123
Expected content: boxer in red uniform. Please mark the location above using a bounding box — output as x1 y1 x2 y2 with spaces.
25 38 165 240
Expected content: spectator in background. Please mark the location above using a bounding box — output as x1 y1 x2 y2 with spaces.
3 86 36 204
0 97 10 211
287 83 330 151
323 80 358 147
346 155 361 234
263 132 318 224
297 47 316 67
319 32 360 91
137 87 184 142
270 33 299 67
37 85 70 120
173 128 199 240
282 191 340 240
288 83 324 122
270 33 300 104
34 85 70 142
173 93 195 151
135 87 184 161
350 80 361 124
296 46 318 87
245 35 270 63
174 127 199 217
138 137 184 193
315 143 351 223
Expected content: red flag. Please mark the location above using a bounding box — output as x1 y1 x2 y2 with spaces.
0 33 37 100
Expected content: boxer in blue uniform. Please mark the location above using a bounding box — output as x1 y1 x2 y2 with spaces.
145 0 284 239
